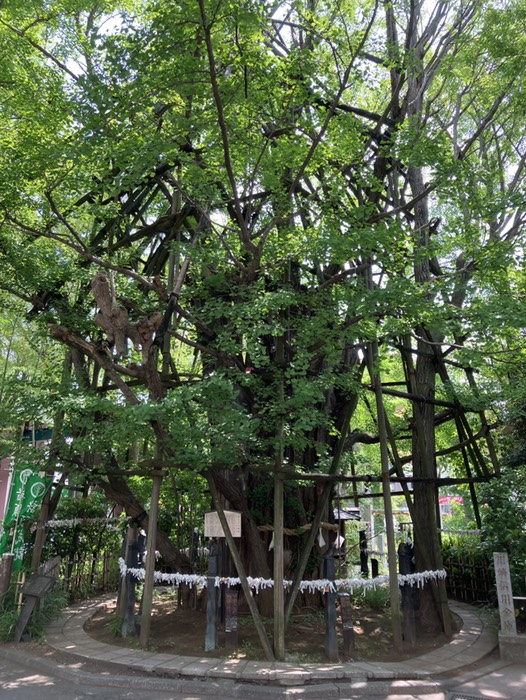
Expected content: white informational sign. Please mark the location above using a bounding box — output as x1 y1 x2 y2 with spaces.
493 551 517 636
204 510 242 538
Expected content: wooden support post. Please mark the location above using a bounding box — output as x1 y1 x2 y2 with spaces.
139 473 162 648
103 549 110 591
273 471 285 661
368 340 403 652
273 333 286 661
205 541 219 651
219 539 226 624
323 548 338 662
0 553 14 598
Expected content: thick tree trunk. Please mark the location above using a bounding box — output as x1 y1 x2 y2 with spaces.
98 471 191 572
211 471 274 616
411 340 447 633
409 165 451 636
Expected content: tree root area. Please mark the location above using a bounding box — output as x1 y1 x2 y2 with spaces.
84 591 458 663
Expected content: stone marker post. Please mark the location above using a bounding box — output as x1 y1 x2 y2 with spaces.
494 552 517 636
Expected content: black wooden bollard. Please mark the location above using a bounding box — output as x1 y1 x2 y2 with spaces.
225 587 239 650
338 592 355 658
122 538 140 637
359 530 369 577
205 541 219 652
398 541 416 646
323 548 338 662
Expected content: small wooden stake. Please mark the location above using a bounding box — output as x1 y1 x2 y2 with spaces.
225 587 239 650
339 593 355 658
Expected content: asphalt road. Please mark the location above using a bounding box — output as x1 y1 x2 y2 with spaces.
0 655 231 700
0 648 452 700
0 652 447 700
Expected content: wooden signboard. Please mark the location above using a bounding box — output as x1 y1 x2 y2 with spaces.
15 574 56 643
204 510 242 538
22 574 56 598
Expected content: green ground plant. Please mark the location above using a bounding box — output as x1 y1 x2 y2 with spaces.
106 613 125 638
351 586 391 611
0 585 68 642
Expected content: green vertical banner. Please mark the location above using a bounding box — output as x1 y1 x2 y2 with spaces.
21 472 50 519
0 469 27 557
0 528 9 556
0 468 51 569
11 526 26 572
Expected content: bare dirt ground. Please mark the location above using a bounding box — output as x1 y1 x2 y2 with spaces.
83 588 461 664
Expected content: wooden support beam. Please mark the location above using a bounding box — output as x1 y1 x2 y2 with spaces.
366 385 456 408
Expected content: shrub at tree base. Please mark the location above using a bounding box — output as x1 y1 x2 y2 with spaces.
0 586 68 642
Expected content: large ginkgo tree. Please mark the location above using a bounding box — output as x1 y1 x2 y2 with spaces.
1 0 525 657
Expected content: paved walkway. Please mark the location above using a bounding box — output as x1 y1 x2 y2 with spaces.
2 594 525 697
34 596 506 697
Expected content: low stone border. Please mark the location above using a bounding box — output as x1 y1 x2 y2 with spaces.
43 596 497 690
499 632 526 663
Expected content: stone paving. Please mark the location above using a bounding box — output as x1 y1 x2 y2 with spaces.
43 596 497 694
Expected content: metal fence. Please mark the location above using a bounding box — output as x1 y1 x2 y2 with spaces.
442 552 495 605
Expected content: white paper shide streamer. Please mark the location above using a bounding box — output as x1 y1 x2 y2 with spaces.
118 558 446 593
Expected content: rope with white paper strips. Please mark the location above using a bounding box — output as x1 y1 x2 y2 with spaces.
118 558 446 593
31 517 121 531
